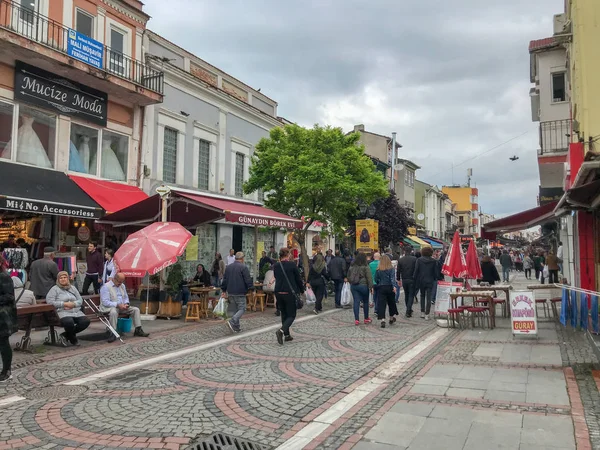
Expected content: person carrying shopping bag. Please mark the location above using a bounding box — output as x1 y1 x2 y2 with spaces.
375 255 399 328
347 253 373 325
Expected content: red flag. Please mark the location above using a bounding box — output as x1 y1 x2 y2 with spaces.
442 231 468 279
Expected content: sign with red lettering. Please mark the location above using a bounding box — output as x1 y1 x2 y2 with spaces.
510 291 537 336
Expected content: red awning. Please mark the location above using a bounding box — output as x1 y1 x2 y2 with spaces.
482 201 558 237
69 176 148 214
98 188 303 229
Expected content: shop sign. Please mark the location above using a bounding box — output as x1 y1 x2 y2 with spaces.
14 61 108 127
77 226 91 242
539 187 564 206
355 219 379 252
510 291 538 336
434 281 463 316
0 197 102 219
226 212 303 229
67 29 104 69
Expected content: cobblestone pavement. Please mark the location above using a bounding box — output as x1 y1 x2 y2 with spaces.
1 273 599 450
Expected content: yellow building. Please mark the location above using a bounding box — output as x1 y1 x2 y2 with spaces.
566 0 600 152
441 186 480 238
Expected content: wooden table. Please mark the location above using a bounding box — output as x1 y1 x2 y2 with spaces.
471 284 512 317
450 291 496 329
189 287 216 318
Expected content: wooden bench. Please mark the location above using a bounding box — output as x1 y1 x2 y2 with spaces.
15 304 64 353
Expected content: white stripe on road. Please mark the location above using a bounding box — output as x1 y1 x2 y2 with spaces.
0 396 26 407
64 309 337 386
275 328 447 450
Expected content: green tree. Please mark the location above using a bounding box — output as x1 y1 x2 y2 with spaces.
244 124 389 277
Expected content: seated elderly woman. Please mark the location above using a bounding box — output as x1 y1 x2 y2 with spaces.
45 271 90 346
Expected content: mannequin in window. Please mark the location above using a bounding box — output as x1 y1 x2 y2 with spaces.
90 138 125 180
1 115 52 168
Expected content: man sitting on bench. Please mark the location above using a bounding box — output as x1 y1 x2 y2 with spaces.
100 273 149 343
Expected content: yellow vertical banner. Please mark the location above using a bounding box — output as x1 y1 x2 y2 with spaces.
256 241 265 262
185 235 198 261
355 219 379 253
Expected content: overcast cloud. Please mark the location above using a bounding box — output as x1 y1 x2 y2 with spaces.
145 0 563 216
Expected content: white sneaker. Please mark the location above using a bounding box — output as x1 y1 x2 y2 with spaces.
420 312 425 319
425 314 430 320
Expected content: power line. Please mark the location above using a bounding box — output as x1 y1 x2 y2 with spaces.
425 130 532 181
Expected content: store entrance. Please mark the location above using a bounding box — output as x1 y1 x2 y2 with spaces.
232 225 243 253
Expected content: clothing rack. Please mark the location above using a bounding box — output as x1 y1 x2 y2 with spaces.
54 253 77 277
2 248 28 269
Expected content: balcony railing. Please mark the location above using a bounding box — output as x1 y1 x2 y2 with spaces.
539 119 571 155
0 0 163 94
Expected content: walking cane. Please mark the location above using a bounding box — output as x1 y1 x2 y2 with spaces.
83 298 124 343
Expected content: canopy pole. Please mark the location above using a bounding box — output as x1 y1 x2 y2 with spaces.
254 225 259 281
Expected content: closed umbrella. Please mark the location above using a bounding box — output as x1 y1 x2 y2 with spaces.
466 240 483 281
114 222 192 316
442 231 468 279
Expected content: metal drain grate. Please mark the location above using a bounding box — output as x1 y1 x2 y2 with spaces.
187 433 268 450
25 385 88 400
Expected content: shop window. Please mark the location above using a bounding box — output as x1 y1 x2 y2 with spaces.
198 139 210 190
16 105 56 169
0 102 14 160
69 123 98 175
235 152 244 197
163 127 177 183
100 131 128 181
75 9 94 38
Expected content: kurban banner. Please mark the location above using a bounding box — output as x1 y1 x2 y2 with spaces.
355 219 379 252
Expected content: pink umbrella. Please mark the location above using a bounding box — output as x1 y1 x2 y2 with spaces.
442 231 469 279
114 222 192 277
466 240 483 280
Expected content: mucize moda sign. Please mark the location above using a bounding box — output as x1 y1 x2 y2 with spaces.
0 197 102 219
226 212 302 229
14 61 108 127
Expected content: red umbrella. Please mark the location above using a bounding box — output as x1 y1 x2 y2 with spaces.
114 222 192 277
466 240 483 280
442 231 468 279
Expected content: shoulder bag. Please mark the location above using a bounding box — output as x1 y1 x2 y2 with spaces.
278 262 304 309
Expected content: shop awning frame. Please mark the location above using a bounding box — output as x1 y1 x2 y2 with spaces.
421 236 443 249
482 201 558 237
69 175 149 215
402 237 420 249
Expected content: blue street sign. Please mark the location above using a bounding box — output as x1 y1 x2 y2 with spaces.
67 28 104 70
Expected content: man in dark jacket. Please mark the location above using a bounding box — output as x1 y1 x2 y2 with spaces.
397 247 417 318
221 252 253 333
82 242 104 295
413 246 438 320
499 250 512 283
328 250 347 308
29 247 59 300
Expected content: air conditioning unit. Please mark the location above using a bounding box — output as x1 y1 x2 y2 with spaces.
553 13 567 34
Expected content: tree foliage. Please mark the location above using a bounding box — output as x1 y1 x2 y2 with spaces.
346 189 411 249
244 124 389 274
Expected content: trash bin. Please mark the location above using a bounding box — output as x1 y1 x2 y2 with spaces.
117 317 132 333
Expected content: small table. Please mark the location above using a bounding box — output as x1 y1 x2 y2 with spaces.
450 291 496 329
471 284 512 317
189 287 215 318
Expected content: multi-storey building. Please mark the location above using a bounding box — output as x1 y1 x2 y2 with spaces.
441 186 480 238
0 0 162 259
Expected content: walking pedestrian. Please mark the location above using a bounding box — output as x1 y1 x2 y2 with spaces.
29 246 58 300
397 247 417 318
534 251 545 281
413 247 437 320
221 252 253 333
82 242 103 295
546 251 560 284
499 250 512 283
523 253 533 280
375 255 398 328
210 252 226 287
274 248 304 344
328 250 347 309
369 252 380 309
347 252 373 325
307 254 328 314
557 241 564 274
0 256 16 382
480 256 500 285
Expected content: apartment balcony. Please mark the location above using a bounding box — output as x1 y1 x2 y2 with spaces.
538 119 571 156
0 0 163 105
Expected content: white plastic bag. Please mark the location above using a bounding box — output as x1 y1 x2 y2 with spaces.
263 270 275 292
213 296 228 319
341 282 352 306
369 291 374 308
542 265 549 279
305 287 316 305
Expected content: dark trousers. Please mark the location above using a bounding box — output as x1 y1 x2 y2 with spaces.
333 279 344 306
524 268 531 279
420 284 433 315
0 336 11 373
377 285 398 320
82 274 101 295
402 279 415 314
312 282 326 312
549 270 559 284
60 316 91 341
351 284 369 321
276 293 297 336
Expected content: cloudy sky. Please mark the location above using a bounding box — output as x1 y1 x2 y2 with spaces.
145 0 563 217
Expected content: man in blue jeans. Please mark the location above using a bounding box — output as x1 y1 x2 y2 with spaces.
328 250 347 308
499 250 512 283
221 252 253 333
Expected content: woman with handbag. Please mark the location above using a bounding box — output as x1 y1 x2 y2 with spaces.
273 247 304 345
0 256 16 382
347 252 373 325
307 254 328 315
